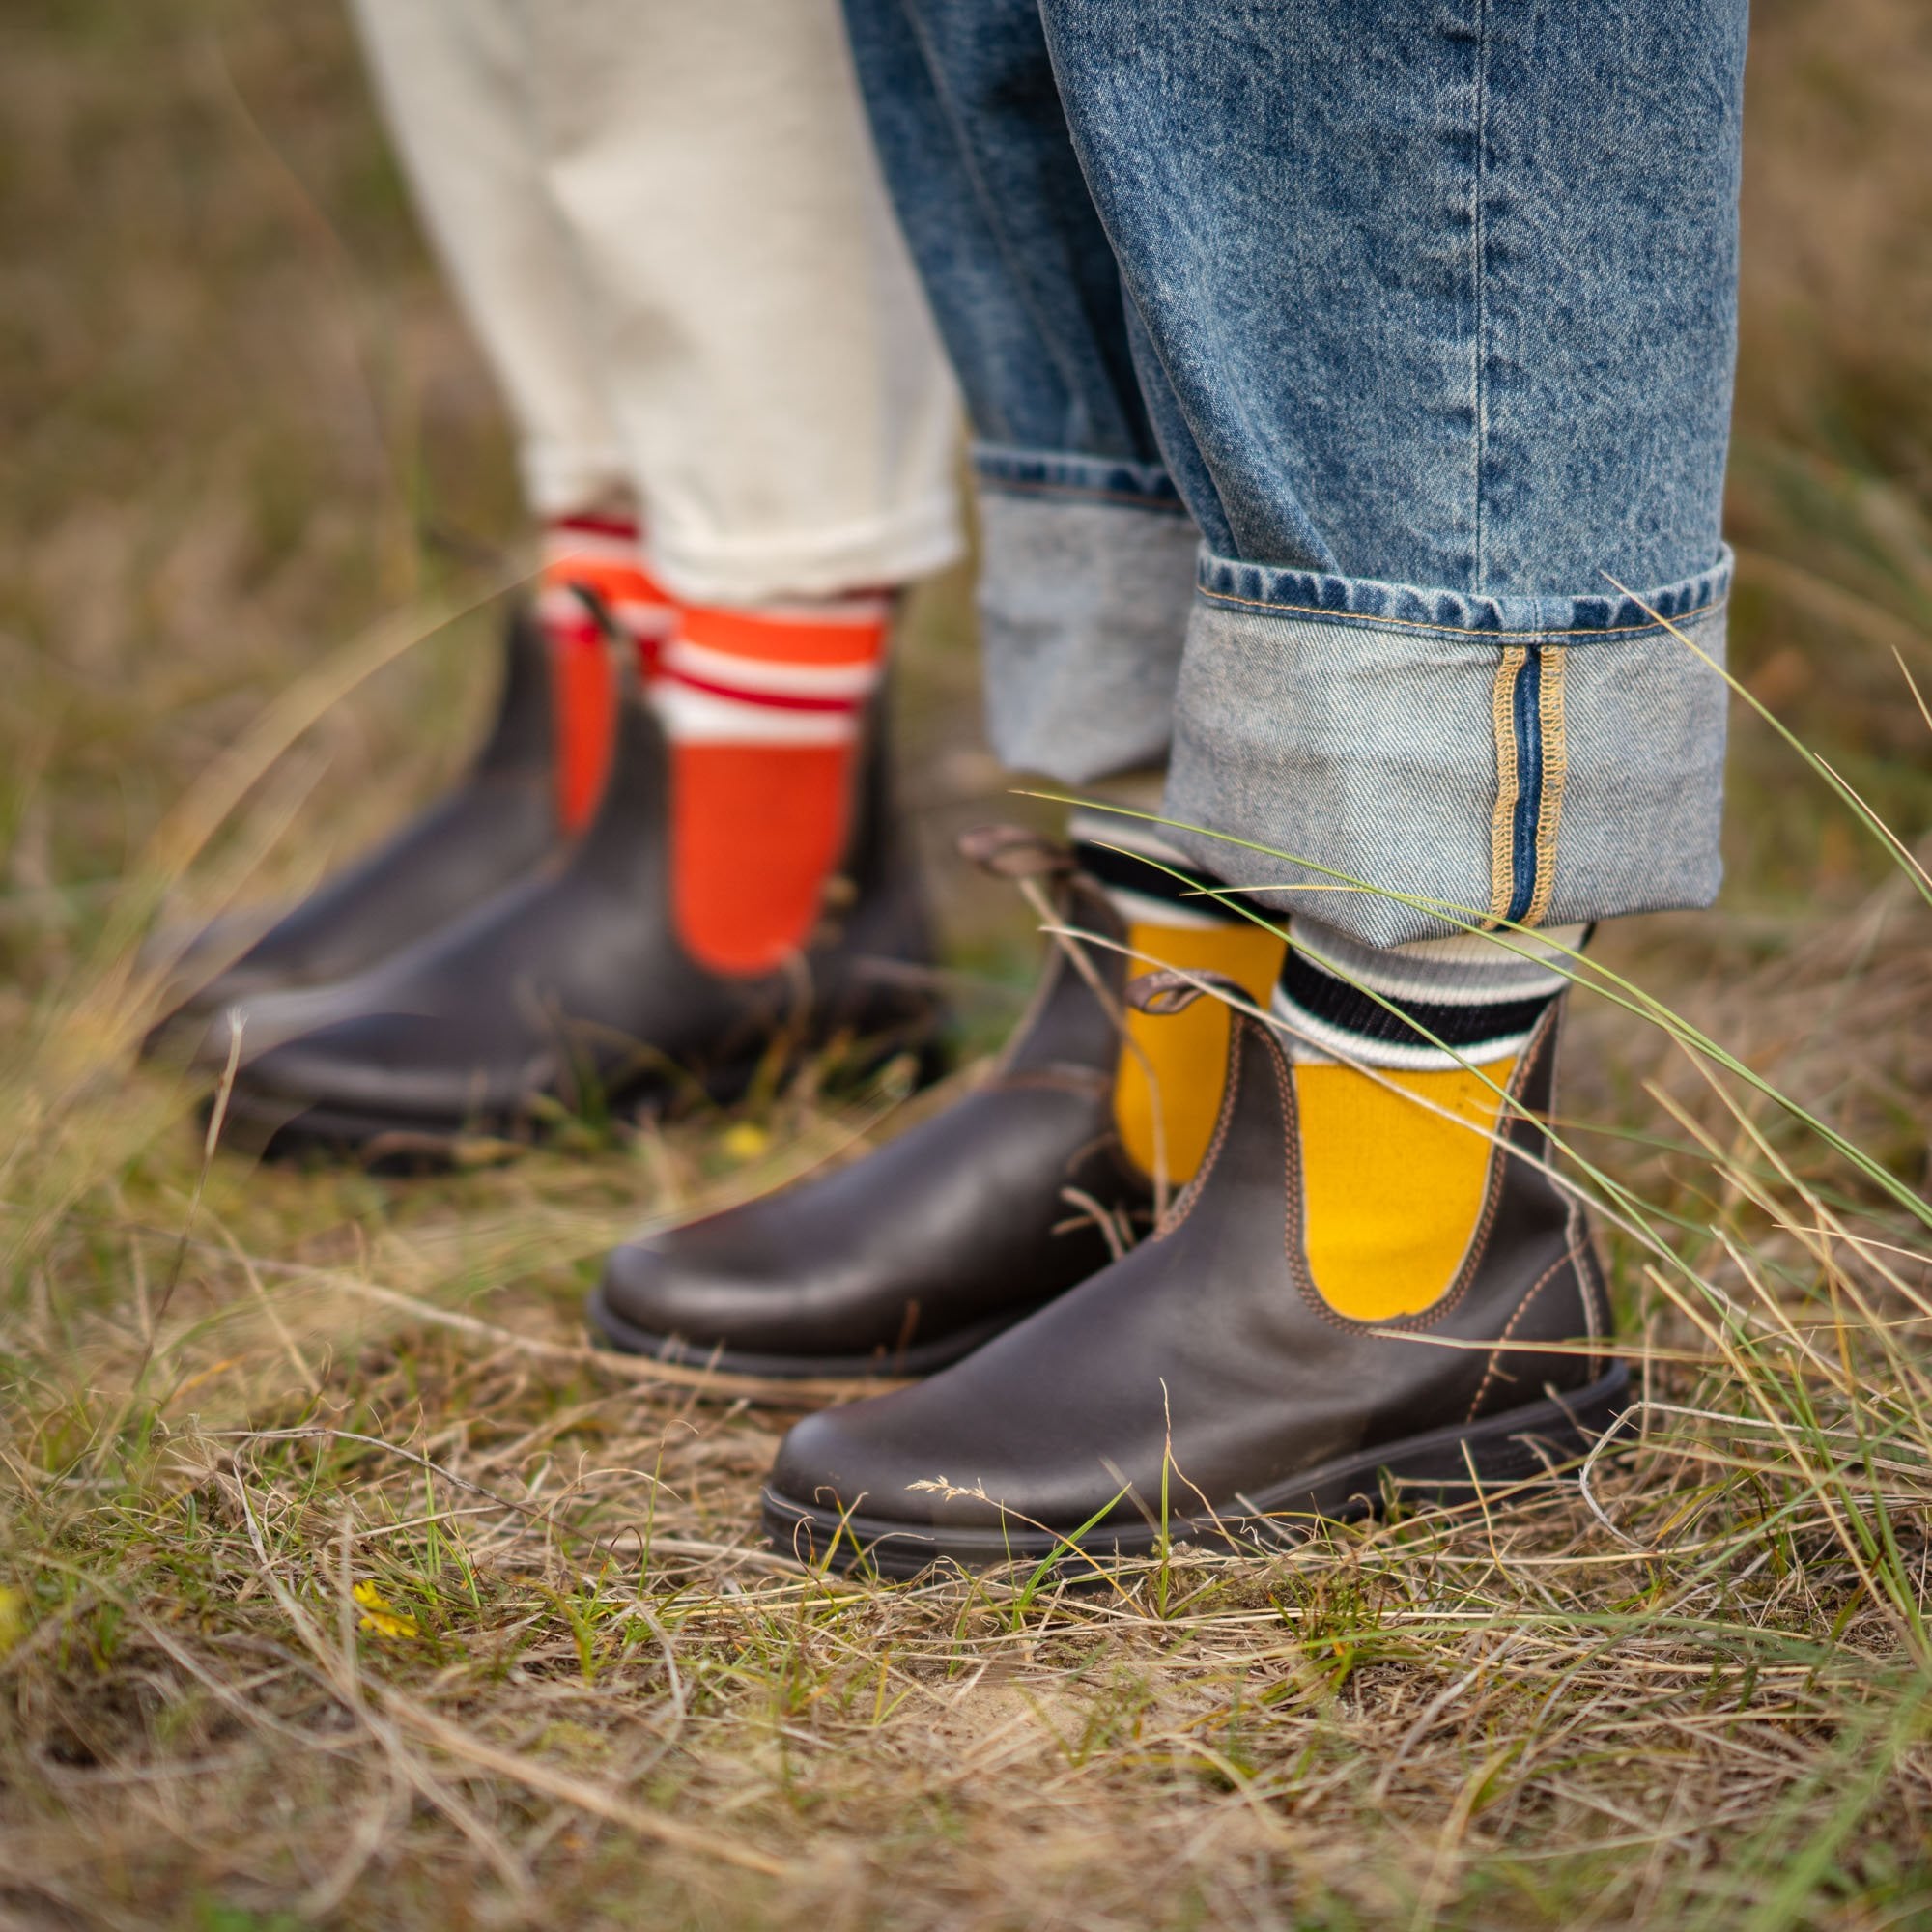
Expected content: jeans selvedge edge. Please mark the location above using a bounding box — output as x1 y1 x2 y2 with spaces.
1159 554 1733 950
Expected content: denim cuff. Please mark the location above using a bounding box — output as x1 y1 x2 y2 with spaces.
1161 547 1734 948
971 441 1199 781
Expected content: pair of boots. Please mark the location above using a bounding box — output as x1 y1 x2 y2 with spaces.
149 605 944 1153
594 831 1628 1578
151 603 1625 1578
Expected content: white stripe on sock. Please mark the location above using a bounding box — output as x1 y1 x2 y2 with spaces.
1291 916 1584 1008
1068 810 1248 930
1271 917 1584 1070
1106 887 1234 933
1268 983 1541 1070
649 682 858 747
1066 810 1194 868
662 637 882 700
611 597 677 639
726 594 892 627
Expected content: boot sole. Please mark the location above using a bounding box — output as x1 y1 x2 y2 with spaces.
208 1022 952 1171
584 1280 1033 1383
761 1362 1633 1580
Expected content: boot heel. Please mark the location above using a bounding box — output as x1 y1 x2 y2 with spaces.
816 1008 953 1098
897 1025 953 1094
684 1008 953 1116
1384 1362 1634 1505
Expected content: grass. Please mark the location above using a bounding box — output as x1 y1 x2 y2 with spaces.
4 2 1932 1927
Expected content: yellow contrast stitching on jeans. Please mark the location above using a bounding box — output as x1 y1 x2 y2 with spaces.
1194 586 1727 641
1484 646 1527 930
1524 645 1569 928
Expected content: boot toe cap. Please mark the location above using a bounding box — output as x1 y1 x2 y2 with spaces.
594 1223 917 1369
767 1380 1068 1536
234 1012 549 1128
594 1235 766 1353
768 1403 934 1527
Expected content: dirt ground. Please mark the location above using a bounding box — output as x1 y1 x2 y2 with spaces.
3 4 1932 1927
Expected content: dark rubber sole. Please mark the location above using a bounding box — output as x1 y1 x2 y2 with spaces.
584 1278 1032 1383
762 1362 1634 1579
208 1022 952 1172
212 1091 530 1174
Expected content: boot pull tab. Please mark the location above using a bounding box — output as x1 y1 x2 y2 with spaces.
1126 968 1253 1016
561 580 651 690
956 824 1075 881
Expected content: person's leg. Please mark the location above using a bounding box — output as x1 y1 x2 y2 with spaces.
1039 0 1741 945
512 0 968 976
1034 0 1737 1322
374 0 965 941
353 0 674 830
521 0 960 607
591 0 1276 1372
148 0 678 1045
845 0 1293 1164
766 0 1747 1571
201 0 966 1148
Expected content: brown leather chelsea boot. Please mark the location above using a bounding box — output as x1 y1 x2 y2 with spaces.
763 970 1628 1577
589 828 1154 1376
206 672 944 1159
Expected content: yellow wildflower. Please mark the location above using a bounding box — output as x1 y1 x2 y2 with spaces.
721 1121 770 1162
353 1579 418 1640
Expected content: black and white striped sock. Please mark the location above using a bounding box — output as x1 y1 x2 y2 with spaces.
1272 915 1588 1071
1066 810 1256 932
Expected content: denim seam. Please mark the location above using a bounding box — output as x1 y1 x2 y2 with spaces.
1480 643 1571 930
1527 648 1570 927
1485 647 1526 924
978 475 1194 514
1506 647 1544 923
1193 585 1729 642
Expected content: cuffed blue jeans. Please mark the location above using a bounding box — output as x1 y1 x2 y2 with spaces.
844 0 1747 946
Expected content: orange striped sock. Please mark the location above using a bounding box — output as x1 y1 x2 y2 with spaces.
540 513 676 832
651 593 891 975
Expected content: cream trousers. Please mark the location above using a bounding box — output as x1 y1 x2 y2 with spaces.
351 0 963 602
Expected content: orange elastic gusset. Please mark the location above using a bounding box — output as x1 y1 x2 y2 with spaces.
669 742 854 975
549 632 616 834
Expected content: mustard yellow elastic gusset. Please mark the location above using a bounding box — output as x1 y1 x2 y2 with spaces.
1294 1056 1516 1321
1113 919 1286 1187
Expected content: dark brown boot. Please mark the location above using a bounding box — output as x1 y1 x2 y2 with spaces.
763 972 1627 1577
589 829 1153 1376
145 607 564 1049
210 672 944 1160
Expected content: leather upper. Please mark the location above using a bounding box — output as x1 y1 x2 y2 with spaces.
769 987 1606 1532
215 668 938 1135
596 867 1153 1366
153 608 559 1033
